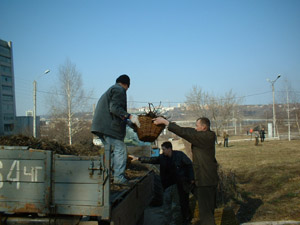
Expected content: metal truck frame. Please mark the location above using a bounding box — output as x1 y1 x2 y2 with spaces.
0 145 154 225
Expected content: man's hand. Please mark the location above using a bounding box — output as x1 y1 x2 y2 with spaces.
130 114 140 128
153 117 169 126
128 155 139 162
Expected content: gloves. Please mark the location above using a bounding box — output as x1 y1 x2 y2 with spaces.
130 114 140 128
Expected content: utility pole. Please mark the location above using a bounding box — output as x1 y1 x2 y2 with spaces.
267 75 281 138
33 69 50 138
286 84 291 141
33 80 37 138
272 83 276 138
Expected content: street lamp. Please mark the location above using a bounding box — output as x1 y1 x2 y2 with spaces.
266 74 281 138
33 69 50 138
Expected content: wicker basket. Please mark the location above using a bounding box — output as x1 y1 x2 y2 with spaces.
136 115 165 142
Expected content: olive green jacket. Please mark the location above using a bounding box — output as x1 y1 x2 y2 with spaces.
91 83 130 140
168 122 219 186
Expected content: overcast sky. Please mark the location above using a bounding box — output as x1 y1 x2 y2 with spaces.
1 0 300 116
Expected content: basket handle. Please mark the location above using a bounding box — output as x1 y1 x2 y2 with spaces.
148 102 161 115
148 103 154 114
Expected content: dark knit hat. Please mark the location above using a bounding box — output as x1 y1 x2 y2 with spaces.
116 74 130 87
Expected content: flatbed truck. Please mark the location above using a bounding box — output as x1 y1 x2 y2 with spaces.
0 145 154 225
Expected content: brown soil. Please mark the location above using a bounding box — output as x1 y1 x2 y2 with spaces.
0 134 101 156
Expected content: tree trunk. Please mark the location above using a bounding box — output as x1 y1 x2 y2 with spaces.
296 114 300 135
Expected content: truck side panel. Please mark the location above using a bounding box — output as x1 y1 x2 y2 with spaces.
0 149 52 214
0 148 110 218
52 154 109 218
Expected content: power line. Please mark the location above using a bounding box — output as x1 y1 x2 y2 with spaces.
34 89 300 105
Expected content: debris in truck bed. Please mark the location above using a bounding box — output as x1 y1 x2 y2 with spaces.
0 135 154 196
0 134 101 155
0 134 151 174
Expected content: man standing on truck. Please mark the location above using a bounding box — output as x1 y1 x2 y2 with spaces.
91 74 140 185
130 141 195 225
153 117 219 225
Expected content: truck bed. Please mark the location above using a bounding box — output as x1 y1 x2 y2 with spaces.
0 146 154 225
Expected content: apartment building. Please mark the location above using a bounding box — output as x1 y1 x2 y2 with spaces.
0 39 16 135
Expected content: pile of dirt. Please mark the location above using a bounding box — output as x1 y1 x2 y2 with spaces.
0 134 150 172
0 134 101 156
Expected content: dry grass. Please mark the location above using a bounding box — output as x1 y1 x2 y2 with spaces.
216 139 300 223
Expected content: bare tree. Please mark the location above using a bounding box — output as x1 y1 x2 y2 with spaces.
206 94 222 134
185 87 241 135
277 79 300 138
206 90 241 135
185 86 209 118
48 59 92 145
41 119 69 144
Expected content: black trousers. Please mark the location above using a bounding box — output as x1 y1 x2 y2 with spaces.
177 184 192 224
194 185 217 225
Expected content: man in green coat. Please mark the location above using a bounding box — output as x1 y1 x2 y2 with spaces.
153 117 218 225
91 74 140 184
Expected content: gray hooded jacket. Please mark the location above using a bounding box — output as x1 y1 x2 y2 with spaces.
91 83 130 140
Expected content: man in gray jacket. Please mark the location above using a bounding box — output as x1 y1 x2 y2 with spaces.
91 74 140 184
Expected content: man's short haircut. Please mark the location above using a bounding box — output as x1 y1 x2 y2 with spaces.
197 117 211 129
161 141 173 149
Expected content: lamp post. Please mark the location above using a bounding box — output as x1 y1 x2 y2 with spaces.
33 69 50 138
266 74 281 138
286 82 291 141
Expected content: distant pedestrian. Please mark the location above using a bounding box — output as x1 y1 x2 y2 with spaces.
254 131 259 146
260 128 265 142
249 128 253 140
223 130 229 147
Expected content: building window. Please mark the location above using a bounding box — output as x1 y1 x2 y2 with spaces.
2 94 13 101
2 85 12 92
0 55 11 64
1 75 12 84
4 113 14 121
2 103 13 111
4 124 14 132
0 46 10 55
0 65 11 74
